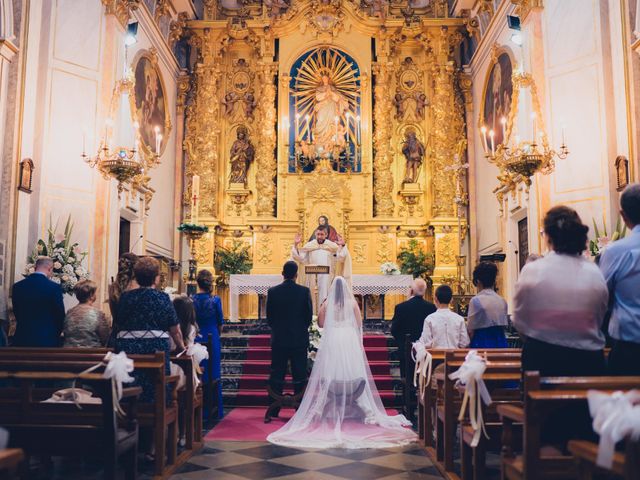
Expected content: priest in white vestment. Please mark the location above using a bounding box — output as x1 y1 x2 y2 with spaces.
291 226 353 307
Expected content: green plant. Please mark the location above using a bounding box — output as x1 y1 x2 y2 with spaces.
214 240 253 286
397 239 434 279
178 223 209 233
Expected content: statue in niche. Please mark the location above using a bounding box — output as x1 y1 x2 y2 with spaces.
402 129 425 184
415 93 428 119
242 91 257 120
229 126 255 187
222 92 240 117
393 93 406 120
313 74 349 153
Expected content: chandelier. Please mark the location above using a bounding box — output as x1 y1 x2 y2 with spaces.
82 61 161 196
480 70 569 188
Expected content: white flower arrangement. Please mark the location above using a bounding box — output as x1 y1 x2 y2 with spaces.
163 287 178 301
308 315 323 362
380 261 401 275
24 216 89 294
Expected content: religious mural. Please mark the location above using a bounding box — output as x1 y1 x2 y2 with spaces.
133 52 169 156
481 52 513 146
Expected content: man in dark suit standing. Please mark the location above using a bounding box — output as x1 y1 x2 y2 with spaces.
12 256 65 347
267 261 313 397
391 278 436 378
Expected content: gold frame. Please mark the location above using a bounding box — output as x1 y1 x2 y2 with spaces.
130 48 173 160
477 44 516 131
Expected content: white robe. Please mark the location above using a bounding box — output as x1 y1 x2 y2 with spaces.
291 240 350 305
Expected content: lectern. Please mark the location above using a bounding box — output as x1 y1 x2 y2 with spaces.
305 264 330 313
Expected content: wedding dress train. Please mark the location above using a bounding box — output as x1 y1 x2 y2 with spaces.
267 277 417 449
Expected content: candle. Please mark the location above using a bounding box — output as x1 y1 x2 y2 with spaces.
82 129 86 154
306 115 312 142
154 126 161 155
480 126 489 153
500 116 507 143
489 129 495 156
356 115 361 144
561 124 566 145
295 113 300 142
192 174 200 198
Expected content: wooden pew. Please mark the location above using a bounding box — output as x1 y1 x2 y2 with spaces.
0 347 205 457
0 449 24 480
434 350 522 473
0 371 140 480
0 350 181 479
499 373 640 480
568 439 640 480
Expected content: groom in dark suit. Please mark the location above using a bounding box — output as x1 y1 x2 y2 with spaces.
391 278 436 378
267 261 313 397
12 256 66 347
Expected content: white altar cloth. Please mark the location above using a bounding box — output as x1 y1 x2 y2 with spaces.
228 273 413 322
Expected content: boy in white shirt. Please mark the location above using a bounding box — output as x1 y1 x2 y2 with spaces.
418 285 470 348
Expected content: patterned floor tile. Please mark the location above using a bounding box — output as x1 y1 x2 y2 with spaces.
274 472 349 480
217 460 306 478
318 461 403 479
320 447 394 461
269 452 354 470
175 462 211 474
362 452 435 470
233 444 307 460
188 451 260 469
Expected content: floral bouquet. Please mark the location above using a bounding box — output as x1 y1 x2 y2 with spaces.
24 216 89 294
308 315 323 363
589 217 627 257
380 261 400 275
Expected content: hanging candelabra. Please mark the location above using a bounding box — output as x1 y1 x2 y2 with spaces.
480 70 569 188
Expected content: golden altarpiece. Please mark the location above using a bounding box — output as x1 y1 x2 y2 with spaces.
179 0 470 318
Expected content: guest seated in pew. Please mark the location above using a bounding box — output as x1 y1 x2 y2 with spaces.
391 278 436 377
115 256 186 403
418 285 469 349
467 261 509 348
11 256 65 347
513 206 608 377
63 280 111 348
599 183 640 375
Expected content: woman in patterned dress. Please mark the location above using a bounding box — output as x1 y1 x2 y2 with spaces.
63 280 110 347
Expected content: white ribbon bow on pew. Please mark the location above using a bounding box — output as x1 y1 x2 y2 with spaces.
74 352 134 415
449 350 492 447
411 341 433 399
587 389 640 469
187 343 209 389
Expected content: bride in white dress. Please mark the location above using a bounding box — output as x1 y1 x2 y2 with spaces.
267 276 417 449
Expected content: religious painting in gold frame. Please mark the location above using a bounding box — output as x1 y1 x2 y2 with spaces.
615 155 630 192
479 49 514 146
18 158 34 193
131 49 172 159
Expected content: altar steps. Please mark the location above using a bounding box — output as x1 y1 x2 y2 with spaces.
221 320 403 408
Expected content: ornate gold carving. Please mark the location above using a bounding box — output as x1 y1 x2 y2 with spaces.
102 0 140 28
176 71 191 116
376 234 391 264
302 0 345 38
353 243 366 263
510 0 543 20
437 234 457 265
372 62 394 216
154 0 171 23
169 12 190 46
255 64 278 217
256 235 273 265
195 235 213 265
398 182 423 217
183 29 224 217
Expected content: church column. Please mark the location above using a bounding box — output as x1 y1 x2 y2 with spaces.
372 62 395 217
255 63 277 217
174 70 190 285
184 28 222 221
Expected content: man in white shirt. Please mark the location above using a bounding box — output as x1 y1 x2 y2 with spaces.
418 285 470 349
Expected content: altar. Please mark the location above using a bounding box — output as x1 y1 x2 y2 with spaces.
229 274 413 322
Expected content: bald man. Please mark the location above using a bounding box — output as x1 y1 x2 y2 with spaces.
391 278 436 378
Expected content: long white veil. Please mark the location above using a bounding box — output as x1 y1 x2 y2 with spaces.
267 276 416 449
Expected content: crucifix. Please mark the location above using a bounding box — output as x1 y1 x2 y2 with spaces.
191 175 200 225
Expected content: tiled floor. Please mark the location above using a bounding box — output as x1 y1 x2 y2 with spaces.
169 441 445 480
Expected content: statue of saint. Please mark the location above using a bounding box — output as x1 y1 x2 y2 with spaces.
229 126 255 187
313 75 349 154
402 129 425 184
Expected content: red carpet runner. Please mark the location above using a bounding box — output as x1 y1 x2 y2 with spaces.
230 334 399 407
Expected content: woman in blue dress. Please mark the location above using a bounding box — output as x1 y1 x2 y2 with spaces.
467 261 509 348
192 269 224 419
